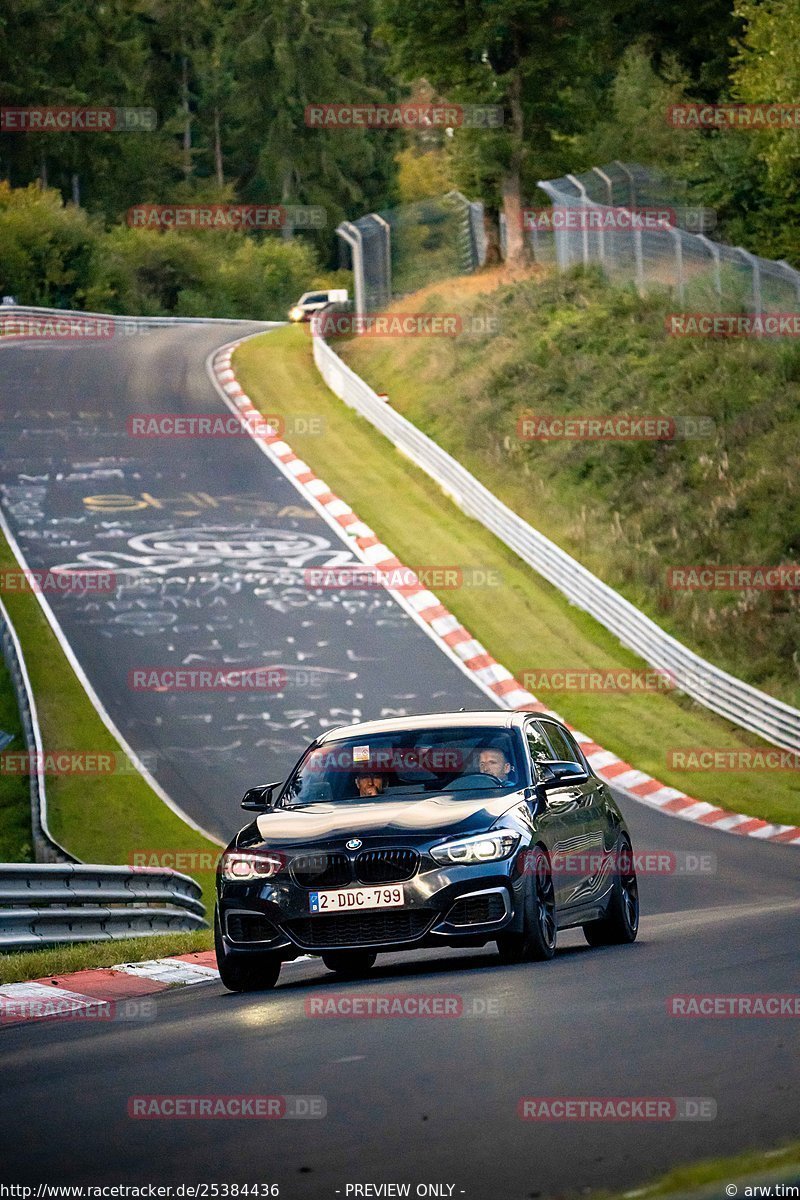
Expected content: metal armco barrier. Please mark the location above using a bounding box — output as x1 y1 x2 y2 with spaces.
0 864 207 948
0 304 277 329
312 334 800 754
0 595 74 863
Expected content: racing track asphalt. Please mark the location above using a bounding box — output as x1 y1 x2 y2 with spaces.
0 322 798 1195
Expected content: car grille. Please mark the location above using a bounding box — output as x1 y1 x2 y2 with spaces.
290 848 420 888
355 849 419 884
225 911 279 944
290 852 351 888
446 893 507 926
285 909 433 949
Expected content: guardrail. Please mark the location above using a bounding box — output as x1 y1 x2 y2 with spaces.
312 333 800 754
0 864 207 949
0 303 277 328
0 596 75 863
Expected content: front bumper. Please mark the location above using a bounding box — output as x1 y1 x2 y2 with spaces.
217 857 524 958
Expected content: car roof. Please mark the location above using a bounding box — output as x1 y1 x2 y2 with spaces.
316 710 548 744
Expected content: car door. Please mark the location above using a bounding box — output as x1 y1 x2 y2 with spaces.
536 720 611 910
523 721 572 905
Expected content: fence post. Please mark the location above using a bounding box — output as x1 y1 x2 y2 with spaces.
697 234 722 298
667 226 685 303
735 246 762 319
613 160 637 208
591 167 617 270
634 228 645 295
566 174 590 266
592 166 614 207
371 212 392 305
777 259 800 304
537 181 574 269
336 222 365 317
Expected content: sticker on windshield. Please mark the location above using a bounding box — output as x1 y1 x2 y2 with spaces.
353 744 370 763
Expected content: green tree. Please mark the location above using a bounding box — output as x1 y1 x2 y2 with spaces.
380 0 619 264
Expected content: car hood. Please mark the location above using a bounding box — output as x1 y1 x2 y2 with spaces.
251 790 522 848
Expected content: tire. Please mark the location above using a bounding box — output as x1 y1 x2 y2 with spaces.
321 950 377 977
214 909 282 992
583 835 639 947
496 846 557 963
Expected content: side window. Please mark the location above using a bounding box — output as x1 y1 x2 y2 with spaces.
540 722 580 764
561 727 591 772
526 724 552 766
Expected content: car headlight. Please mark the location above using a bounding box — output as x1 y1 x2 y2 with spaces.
221 851 284 881
289 306 304 321
429 829 520 866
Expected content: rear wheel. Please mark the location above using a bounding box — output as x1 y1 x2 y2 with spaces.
214 909 282 992
583 835 639 947
321 950 377 977
496 846 556 963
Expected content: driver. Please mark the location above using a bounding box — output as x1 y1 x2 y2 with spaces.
477 742 513 783
354 773 387 798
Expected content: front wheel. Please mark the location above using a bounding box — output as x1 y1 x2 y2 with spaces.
496 846 556 963
321 950 377 977
583 835 639 947
214 909 282 992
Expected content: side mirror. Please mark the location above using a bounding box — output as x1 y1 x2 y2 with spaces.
536 760 588 790
241 781 282 811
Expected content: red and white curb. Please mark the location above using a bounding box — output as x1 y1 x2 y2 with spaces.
0 952 220 1027
210 342 800 849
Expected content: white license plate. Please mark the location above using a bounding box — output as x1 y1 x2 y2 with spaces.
309 886 404 913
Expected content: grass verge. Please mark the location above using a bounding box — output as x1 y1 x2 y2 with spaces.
234 324 799 828
608 1140 800 1198
0 930 212 986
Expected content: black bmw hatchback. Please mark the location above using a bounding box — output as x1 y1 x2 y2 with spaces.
214 711 639 991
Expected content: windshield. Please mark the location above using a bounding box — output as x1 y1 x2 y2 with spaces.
279 726 523 806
